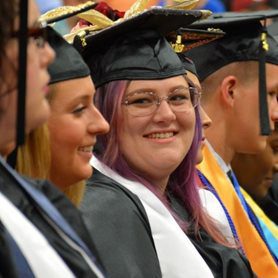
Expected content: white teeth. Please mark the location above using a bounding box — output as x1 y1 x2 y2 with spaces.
147 132 174 139
78 146 93 152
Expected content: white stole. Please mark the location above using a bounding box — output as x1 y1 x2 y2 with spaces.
0 192 75 278
91 157 214 278
199 190 235 243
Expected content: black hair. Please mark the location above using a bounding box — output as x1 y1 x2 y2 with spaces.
0 0 17 96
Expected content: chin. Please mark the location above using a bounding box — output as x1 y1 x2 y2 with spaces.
256 136 267 151
78 166 93 180
240 140 267 154
196 150 203 165
0 142 16 157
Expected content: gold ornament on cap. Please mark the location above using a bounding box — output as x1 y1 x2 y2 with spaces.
39 1 96 23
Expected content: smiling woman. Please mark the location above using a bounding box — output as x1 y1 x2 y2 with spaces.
47 29 108 202
118 76 196 190
16 27 109 205
0 0 105 276
76 7 253 277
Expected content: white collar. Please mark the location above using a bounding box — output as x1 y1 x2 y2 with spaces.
91 156 214 278
206 141 231 175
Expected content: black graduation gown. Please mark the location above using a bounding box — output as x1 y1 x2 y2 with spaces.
83 170 255 278
168 193 255 278
81 170 162 278
0 166 103 278
259 177 278 225
0 221 20 278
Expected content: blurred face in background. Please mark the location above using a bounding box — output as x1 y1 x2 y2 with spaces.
230 63 278 155
232 129 278 201
186 71 211 164
0 0 54 156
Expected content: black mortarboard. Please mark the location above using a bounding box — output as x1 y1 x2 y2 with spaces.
186 11 278 135
73 8 209 88
47 27 90 84
186 11 278 80
268 20 278 38
178 54 198 76
170 27 225 76
168 27 225 53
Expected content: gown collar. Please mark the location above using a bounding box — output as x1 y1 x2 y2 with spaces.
91 156 214 278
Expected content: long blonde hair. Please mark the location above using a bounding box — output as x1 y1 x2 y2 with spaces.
16 87 86 207
16 124 50 179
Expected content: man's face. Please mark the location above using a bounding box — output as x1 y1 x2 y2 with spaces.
233 63 278 154
265 64 278 131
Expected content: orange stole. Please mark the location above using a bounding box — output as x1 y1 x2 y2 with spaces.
197 144 278 277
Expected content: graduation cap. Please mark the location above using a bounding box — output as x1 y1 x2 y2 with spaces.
175 28 226 80
178 54 198 76
168 27 225 53
169 27 225 76
268 20 278 38
39 1 97 24
72 7 211 88
186 11 278 135
47 27 90 84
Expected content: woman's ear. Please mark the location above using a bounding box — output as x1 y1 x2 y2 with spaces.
219 75 238 108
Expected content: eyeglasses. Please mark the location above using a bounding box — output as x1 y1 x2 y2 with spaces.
122 86 201 117
11 21 48 48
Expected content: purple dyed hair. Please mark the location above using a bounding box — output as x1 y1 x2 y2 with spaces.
95 78 229 245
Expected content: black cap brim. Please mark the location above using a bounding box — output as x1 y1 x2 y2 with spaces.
191 10 278 28
167 27 225 52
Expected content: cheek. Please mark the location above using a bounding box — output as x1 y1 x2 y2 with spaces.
48 118 70 149
178 110 196 136
261 148 274 172
48 123 64 154
26 43 44 91
119 116 150 162
27 58 39 91
0 93 17 147
268 98 278 118
2 44 18 93
273 153 278 165
121 114 146 143
49 117 85 151
240 106 259 134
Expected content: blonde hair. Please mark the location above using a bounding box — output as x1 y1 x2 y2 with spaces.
16 85 86 207
16 124 50 179
63 181 86 206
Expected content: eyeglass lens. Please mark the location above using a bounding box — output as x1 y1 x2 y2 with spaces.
123 87 201 117
10 22 48 48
